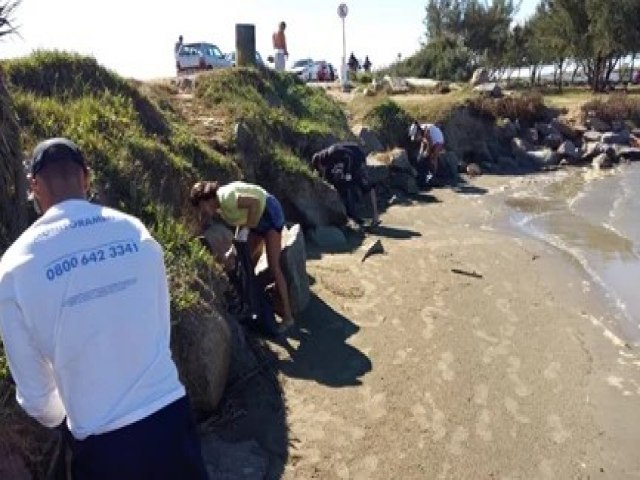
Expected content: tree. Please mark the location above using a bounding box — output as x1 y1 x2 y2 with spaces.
0 0 21 40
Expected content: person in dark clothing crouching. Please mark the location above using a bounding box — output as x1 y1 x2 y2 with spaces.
311 142 380 227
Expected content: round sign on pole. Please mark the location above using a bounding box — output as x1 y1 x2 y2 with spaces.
338 3 348 18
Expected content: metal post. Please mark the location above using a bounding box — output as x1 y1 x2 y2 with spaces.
236 24 256 67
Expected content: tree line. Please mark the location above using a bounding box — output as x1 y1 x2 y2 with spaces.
385 0 640 92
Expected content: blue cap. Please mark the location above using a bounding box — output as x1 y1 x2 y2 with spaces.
30 138 87 177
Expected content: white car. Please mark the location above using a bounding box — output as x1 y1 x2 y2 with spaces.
176 42 231 72
225 51 265 67
289 58 317 81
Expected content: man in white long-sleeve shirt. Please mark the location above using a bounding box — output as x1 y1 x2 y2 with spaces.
0 138 207 479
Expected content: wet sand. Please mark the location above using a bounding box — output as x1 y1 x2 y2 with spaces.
271 174 640 479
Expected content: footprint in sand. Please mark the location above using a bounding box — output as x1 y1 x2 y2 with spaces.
482 339 511 364
496 298 520 323
353 456 379 480
475 329 499 344
483 284 495 296
505 397 531 424
411 394 447 441
447 426 469 455
393 348 409 365
437 352 455 381
391 317 406 332
543 362 561 380
506 357 531 396
475 409 493 441
473 384 489 405
548 415 570 444
358 386 387 420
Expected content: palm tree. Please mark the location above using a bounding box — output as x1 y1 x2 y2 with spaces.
0 1 21 39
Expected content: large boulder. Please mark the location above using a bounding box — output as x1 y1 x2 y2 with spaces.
617 147 640 162
582 131 603 143
544 133 564 150
279 224 311 315
352 125 384 154
366 153 391 185
201 434 269 480
581 142 605 162
255 224 312 315
602 131 630 145
551 119 580 140
390 171 419 194
382 75 410 93
473 82 502 98
557 140 580 162
389 148 416 174
592 152 613 170
470 68 490 86
586 117 611 133
275 176 347 228
202 222 233 260
0 451 30 480
307 225 348 249
171 309 232 414
440 151 462 180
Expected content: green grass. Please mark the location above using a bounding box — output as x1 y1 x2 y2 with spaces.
2 51 241 321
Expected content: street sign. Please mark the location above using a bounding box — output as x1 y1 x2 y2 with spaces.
338 3 348 18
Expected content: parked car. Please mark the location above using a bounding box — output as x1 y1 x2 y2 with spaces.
314 60 336 82
225 51 265 67
289 58 317 81
176 42 231 71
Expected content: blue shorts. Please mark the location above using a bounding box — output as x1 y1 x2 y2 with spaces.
252 194 285 235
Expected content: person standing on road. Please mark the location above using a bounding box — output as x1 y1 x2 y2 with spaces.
311 142 381 228
0 138 207 479
409 121 445 189
272 22 288 72
363 56 372 73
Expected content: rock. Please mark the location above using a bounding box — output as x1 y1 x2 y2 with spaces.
497 156 519 172
389 148 416 175
279 224 310 315
582 131 603 143
498 118 518 140
171 308 231 414
528 148 560 167
366 153 391 185
581 142 605 162
601 131 630 145
202 222 233 259
535 122 556 138
440 151 462 180
473 82 502 98
586 117 611 133
592 152 613 170
466 163 482 176
617 147 640 161
557 140 579 161
544 133 564 150
551 119 580 140
524 128 540 145
307 226 348 249
277 176 347 227
611 120 624 132
352 125 384 154
382 75 410 93
361 239 384 262
390 171 419 194
470 68 490 86
201 434 269 480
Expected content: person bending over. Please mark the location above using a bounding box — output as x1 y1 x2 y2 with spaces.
311 142 380 227
408 121 445 189
190 180 295 331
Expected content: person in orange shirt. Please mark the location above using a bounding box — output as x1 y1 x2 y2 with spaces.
272 21 288 71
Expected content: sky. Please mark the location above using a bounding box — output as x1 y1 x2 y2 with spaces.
1 0 539 80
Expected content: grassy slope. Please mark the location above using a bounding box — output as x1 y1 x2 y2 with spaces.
0 51 354 382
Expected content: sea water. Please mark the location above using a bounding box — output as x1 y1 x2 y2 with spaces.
505 164 640 344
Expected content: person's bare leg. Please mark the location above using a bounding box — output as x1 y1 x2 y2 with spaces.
265 230 294 330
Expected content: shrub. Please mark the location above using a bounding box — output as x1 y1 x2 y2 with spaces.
363 99 413 149
465 92 551 126
581 94 640 127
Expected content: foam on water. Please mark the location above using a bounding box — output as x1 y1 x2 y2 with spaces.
506 164 640 344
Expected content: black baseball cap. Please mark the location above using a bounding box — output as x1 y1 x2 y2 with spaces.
30 138 87 177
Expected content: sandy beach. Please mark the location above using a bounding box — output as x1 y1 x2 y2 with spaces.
269 173 640 479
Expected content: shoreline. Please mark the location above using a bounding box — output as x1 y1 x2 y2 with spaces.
276 172 640 479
